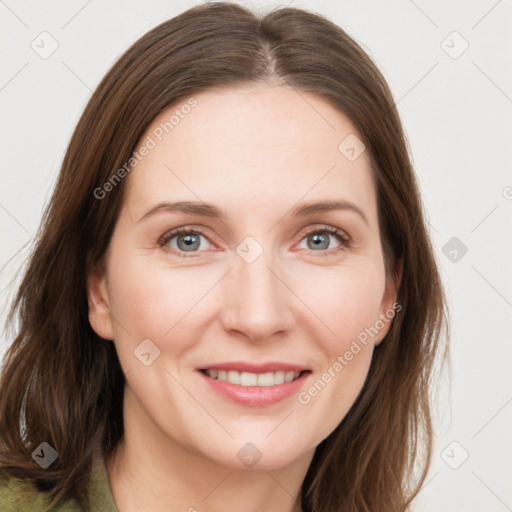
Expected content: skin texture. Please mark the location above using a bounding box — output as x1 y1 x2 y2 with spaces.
87 84 399 512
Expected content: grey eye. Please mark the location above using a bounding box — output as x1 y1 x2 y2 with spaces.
299 231 342 251
307 233 330 250
169 232 209 252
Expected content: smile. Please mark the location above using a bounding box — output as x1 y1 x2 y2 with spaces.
201 369 303 387
197 363 312 407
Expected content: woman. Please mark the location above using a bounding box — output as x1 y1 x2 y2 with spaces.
0 2 448 511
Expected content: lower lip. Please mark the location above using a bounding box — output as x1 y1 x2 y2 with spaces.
197 370 310 407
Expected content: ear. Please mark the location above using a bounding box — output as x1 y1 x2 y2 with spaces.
87 267 114 340
374 258 403 346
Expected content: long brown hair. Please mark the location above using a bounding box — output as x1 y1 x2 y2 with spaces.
0 3 448 511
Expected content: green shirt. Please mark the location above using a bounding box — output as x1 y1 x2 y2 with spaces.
0 458 118 511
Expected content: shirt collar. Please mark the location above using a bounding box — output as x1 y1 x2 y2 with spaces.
87 456 119 511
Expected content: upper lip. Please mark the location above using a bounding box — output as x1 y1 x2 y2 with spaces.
198 361 311 374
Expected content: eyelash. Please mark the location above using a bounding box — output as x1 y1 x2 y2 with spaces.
158 225 352 258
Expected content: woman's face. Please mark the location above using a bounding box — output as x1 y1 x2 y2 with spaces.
88 84 398 470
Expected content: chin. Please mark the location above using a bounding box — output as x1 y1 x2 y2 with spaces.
197 436 313 471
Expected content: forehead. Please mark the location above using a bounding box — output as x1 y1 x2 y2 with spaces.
124 85 377 223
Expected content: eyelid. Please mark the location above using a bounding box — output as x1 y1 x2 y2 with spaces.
293 224 352 257
158 223 352 257
295 224 351 244
158 226 215 254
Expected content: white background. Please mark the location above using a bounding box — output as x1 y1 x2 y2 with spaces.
1 1 511 510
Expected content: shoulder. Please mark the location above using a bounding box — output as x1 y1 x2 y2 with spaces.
0 457 118 512
0 468 82 512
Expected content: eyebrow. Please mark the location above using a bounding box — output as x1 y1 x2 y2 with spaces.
137 199 369 225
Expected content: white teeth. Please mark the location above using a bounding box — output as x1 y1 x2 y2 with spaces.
227 370 240 385
240 372 257 386
258 372 277 386
273 371 285 385
204 369 301 386
284 371 295 383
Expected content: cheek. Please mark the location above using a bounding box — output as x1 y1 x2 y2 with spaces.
107 253 219 348
294 267 382 434
295 263 386 350
305 266 386 424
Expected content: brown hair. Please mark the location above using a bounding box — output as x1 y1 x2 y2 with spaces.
0 3 448 511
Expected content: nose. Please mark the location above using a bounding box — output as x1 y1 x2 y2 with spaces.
221 242 295 343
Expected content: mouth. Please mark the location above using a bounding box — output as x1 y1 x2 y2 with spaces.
197 362 312 407
199 368 308 387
